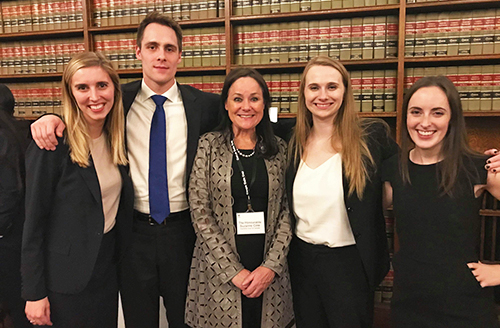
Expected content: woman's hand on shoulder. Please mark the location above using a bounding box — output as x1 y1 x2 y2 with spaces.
241 266 276 298
467 262 500 288
25 297 53 326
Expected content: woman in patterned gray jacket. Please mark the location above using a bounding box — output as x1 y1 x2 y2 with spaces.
186 68 294 328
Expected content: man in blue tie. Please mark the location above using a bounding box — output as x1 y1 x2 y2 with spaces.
29 12 220 328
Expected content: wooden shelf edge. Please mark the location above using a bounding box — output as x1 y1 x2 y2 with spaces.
232 59 398 70
0 73 63 79
230 4 400 23
278 112 398 118
0 29 84 40
463 111 500 117
405 54 500 64
406 0 500 10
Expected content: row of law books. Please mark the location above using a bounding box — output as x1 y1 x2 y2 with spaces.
92 0 224 27
176 75 224 94
1 38 85 75
234 17 398 65
8 81 62 117
405 9 500 57
352 69 397 113
0 0 83 34
405 65 500 111
232 0 398 16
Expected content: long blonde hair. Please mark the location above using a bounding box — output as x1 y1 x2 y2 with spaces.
62 52 127 167
290 56 374 198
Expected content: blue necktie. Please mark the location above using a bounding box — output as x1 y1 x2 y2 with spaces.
149 95 170 224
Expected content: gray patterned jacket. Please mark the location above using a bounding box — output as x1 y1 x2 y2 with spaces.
186 131 294 328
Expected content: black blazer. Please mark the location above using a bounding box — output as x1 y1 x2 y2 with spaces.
286 121 399 289
121 81 221 185
21 138 134 301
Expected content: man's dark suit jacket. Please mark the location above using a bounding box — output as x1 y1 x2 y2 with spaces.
22 138 134 301
286 121 399 289
121 80 221 185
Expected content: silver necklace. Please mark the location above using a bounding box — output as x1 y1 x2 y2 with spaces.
231 139 255 158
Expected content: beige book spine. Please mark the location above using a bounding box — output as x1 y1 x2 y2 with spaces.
372 70 384 112
33 43 44 74
211 28 221 67
190 0 199 19
290 73 300 114
331 0 341 8
130 0 140 24
234 26 244 65
74 0 83 28
92 0 102 26
403 68 413 93
198 0 208 18
480 65 494 111
181 0 191 20
201 29 212 67
67 0 77 28
290 0 299 12
353 0 364 8
413 13 426 57
492 65 500 111
447 11 461 56
2 3 12 33
281 0 291 13
13 42 22 74
242 25 253 65
468 66 482 111
424 13 438 57
280 74 291 113
300 0 310 12
470 10 485 55
436 12 449 56
172 0 181 21
317 20 329 58
365 0 375 6
385 16 398 58
495 9 500 54
308 20 320 60
351 71 362 111
482 9 495 54
114 0 124 25
339 18 351 60
252 0 261 15
362 16 374 59
361 70 374 112
298 21 308 62
270 74 281 112
320 0 330 10
458 12 472 55
252 25 263 65
288 22 299 63
31 0 41 31
54 41 64 73
269 23 280 64
108 0 117 26
261 0 271 14
457 66 470 110
343 0 353 8
310 0 320 11
350 18 363 60
404 14 416 57
270 0 280 13
373 16 386 59
117 33 128 70
329 19 340 60
384 70 396 112
10 1 20 33
207 0 217 18
192 28 202 67
232 0 242 16
110 35 121 70
376 0 387 4
279 23 290 64
261 24 271 64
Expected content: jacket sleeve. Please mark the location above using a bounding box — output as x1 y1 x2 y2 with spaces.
261 139 292 276
189 134 245 285
22 139 65 301
0 130 23 235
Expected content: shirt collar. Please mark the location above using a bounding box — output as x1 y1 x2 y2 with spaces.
139 79 181 103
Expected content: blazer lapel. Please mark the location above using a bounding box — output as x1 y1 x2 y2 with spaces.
179 84 201 178
77 158 102 206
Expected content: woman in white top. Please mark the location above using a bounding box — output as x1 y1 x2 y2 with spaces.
285 56 398 328
22 52 133 327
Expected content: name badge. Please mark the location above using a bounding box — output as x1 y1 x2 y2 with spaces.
236 211 265 235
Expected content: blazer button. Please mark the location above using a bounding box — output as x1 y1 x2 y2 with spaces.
347 207 352 212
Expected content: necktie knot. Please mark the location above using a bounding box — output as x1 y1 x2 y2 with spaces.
151 95 167 107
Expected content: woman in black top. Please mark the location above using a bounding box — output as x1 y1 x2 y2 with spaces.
382 76 500 327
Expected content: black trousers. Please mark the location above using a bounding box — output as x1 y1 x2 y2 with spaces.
43 228 119 328
0 221 33 328
119 210 195 328
288 237 373 328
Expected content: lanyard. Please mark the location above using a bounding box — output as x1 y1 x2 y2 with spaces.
230 139 257 212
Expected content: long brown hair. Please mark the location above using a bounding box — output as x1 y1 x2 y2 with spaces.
62 52 127 167
400 75 479 196
290 56 374 198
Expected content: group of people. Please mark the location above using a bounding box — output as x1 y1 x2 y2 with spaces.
1 9 500 328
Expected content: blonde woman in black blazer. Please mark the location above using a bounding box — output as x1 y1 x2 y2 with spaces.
22 52 133 327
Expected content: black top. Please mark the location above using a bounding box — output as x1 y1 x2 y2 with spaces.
231 151 268 271
382 154 487 264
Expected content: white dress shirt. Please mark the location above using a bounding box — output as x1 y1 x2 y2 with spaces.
293 154 356 247
126 80 189 214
